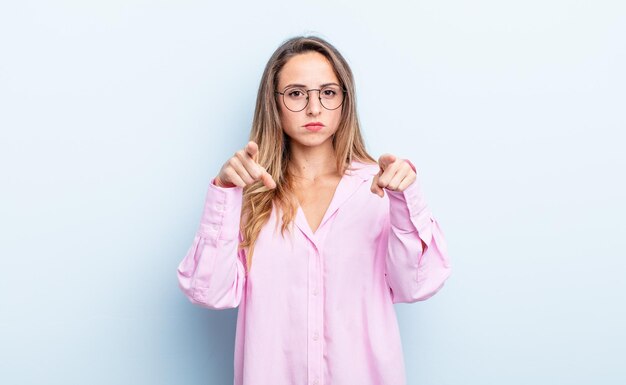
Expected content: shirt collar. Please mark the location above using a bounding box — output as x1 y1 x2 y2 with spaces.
346 159 379 181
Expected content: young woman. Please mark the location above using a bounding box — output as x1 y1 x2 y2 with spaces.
177 35 452 385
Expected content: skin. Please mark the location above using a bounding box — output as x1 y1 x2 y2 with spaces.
214 141 275 189
276 51 342 181
214 51 417 201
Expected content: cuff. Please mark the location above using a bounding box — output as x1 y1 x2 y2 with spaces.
198 178 244 244
385 159 434 246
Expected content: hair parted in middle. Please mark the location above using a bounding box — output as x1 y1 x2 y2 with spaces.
238 35 376 273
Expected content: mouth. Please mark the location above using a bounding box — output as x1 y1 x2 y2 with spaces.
304 122 324 131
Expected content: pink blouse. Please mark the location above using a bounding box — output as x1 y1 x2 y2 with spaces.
177 159 452 385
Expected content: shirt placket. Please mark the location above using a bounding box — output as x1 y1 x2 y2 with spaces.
307 239 323 385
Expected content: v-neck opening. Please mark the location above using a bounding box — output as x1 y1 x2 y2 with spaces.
297 172 347 236
292 161 375 244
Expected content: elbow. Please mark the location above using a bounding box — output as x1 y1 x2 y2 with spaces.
177 271 244 310
412 264 452 302
410 275 450 302
392 265 452 304
186 286 242 310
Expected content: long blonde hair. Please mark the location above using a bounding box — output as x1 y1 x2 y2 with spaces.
239 35 376 273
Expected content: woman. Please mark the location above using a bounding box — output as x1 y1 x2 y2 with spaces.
177 35 452 385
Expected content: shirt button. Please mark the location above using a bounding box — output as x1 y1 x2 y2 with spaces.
312 331 319 341
215 204 224 212
312 288 318 296
312 380 319 385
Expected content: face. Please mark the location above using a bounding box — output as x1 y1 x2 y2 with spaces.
276 51 343 149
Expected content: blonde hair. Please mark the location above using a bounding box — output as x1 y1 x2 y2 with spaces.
239 35 376 273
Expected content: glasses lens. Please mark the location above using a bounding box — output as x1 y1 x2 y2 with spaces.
281 85 345 111
283 87 308 111
319 85 344 110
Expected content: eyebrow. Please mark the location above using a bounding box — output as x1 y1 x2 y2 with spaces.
282 82 340 89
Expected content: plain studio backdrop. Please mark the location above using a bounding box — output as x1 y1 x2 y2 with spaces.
1 1 624 384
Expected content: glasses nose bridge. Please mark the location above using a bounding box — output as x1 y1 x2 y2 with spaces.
306 88 323 100
305 88 323 110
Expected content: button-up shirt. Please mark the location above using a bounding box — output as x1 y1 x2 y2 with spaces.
177 159 452 385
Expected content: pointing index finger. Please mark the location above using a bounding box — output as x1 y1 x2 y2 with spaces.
378 153 397 170
245 141 258 162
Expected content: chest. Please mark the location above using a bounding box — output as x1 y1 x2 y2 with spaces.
294 176 342 234
249 178 388 288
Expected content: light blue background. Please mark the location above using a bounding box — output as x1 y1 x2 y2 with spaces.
1 1 624 384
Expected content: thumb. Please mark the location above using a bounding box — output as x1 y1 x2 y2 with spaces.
259 166 277 189
370 172 384 198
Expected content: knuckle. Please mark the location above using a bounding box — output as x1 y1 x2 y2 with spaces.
249 166 259 179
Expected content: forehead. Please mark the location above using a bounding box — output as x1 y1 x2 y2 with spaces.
277 51 339 88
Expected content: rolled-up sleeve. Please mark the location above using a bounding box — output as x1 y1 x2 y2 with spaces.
383 161 452 303
176 178 247 309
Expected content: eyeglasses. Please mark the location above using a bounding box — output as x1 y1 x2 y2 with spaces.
275 84 347 112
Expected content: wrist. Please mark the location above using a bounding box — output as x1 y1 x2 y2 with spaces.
212 176 237 188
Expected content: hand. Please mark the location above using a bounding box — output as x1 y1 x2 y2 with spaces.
214 141 277 189
370 154 417 198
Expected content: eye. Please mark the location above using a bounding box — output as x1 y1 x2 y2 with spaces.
321 87 341 98
286 88 306 98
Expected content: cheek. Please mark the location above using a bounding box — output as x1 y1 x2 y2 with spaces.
280 112 293 127
279 113 298 136
276 106 288 124
277 102 291 123
331 109 343 126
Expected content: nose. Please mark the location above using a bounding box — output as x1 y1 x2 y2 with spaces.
306 90 322 116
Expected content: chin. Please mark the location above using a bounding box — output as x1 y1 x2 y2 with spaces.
288 134 327 147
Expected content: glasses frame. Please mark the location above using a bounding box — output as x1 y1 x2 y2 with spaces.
275 85 347 112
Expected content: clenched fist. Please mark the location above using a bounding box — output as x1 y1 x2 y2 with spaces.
214 141 277 189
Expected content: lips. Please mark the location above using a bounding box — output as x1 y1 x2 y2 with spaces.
304 122 324 131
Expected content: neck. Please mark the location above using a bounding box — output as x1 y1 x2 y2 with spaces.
288 140 338 181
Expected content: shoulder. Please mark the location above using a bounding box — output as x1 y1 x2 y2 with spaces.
346 159 379 181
